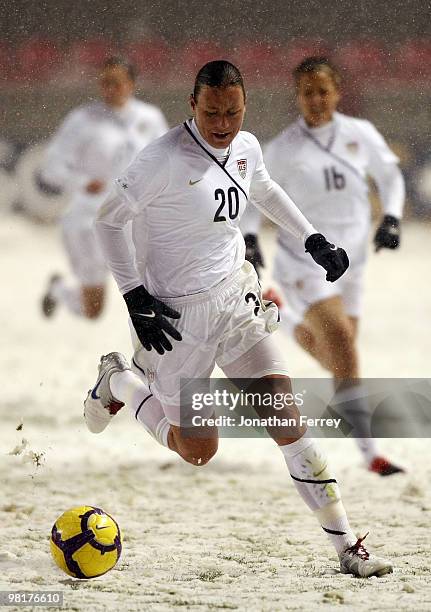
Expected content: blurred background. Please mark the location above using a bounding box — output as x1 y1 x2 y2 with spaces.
0 0 430 221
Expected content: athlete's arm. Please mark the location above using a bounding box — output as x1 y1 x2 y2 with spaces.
96 142 182 354
96 191 181 354
95 141 170 294
39 109 91 193
250 166 316 242
372 162 405 220
95 188 141 293
364 121 405 251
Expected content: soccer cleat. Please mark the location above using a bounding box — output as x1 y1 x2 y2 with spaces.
41 274 61 317
84 352 130 433
369 456 405 477
339 533 393 578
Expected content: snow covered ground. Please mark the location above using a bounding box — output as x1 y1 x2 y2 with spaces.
1 216 430 611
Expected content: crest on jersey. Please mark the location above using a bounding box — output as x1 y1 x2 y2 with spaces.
237 159 247 179
117 178 128 190
346 141 359 154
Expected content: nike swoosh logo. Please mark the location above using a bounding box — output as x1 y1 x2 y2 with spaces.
135 311 156 318
95 525 110 530
189 178 203 186
91 373 106 400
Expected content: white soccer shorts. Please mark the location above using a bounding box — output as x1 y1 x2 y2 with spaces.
130 261 283 424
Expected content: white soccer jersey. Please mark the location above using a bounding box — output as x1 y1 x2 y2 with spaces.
264 112 404 250
41 98 168 222
96 119 317 298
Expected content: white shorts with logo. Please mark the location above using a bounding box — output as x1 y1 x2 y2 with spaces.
130 261 284 425
61 216 107 286
273 228 368 321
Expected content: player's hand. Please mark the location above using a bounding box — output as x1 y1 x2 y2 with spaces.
86 179 105 194
123 285 182 355
34 171 63 196
374 215 400 252
305 233 349 282
262 287 283 308
244 233 265 278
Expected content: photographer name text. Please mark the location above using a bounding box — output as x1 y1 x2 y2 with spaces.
191 415 341 428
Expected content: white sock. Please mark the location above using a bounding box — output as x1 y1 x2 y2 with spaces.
110 370 170 448
51 278 82 316
332 384 379 463
315 500 357 555
280 434 356 555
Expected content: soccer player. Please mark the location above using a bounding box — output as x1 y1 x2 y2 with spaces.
40 56 168 319
248 57 405 476
84 60 393 577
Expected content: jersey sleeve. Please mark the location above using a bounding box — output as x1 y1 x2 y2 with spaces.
362 120 399 168
249 137 316 242
361 121 405 219
40 108 91 191
97 139 171 293
95 187 142 294
114 141 170 214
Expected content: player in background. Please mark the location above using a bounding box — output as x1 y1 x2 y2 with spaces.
83 60 393 577
40 56 168 319
244 57 405 476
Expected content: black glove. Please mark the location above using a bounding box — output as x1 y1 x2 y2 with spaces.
305 233 349 282
34 170 63 196
374 215 400 252
123 285 182 355
244 233 265 277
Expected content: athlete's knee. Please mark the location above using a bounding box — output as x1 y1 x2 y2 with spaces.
179 439 218 466
170 427 219 466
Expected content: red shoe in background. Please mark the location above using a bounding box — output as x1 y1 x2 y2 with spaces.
369 456 405 477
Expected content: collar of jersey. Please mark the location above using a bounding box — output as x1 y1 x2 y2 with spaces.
299 115 337 137
189 119 231 161
112 98 136 122
299 114 339 151
97 99 134 124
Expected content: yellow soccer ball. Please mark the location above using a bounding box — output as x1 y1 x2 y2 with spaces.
50 506 122 579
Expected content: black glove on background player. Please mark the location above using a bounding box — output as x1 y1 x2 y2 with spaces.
305 233 349 282
34 170 63 196
244 233 265 277
123 285 182 355
374 215 400 252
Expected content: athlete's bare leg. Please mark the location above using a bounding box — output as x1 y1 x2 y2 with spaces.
297 296 358 381
81 286 105 319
